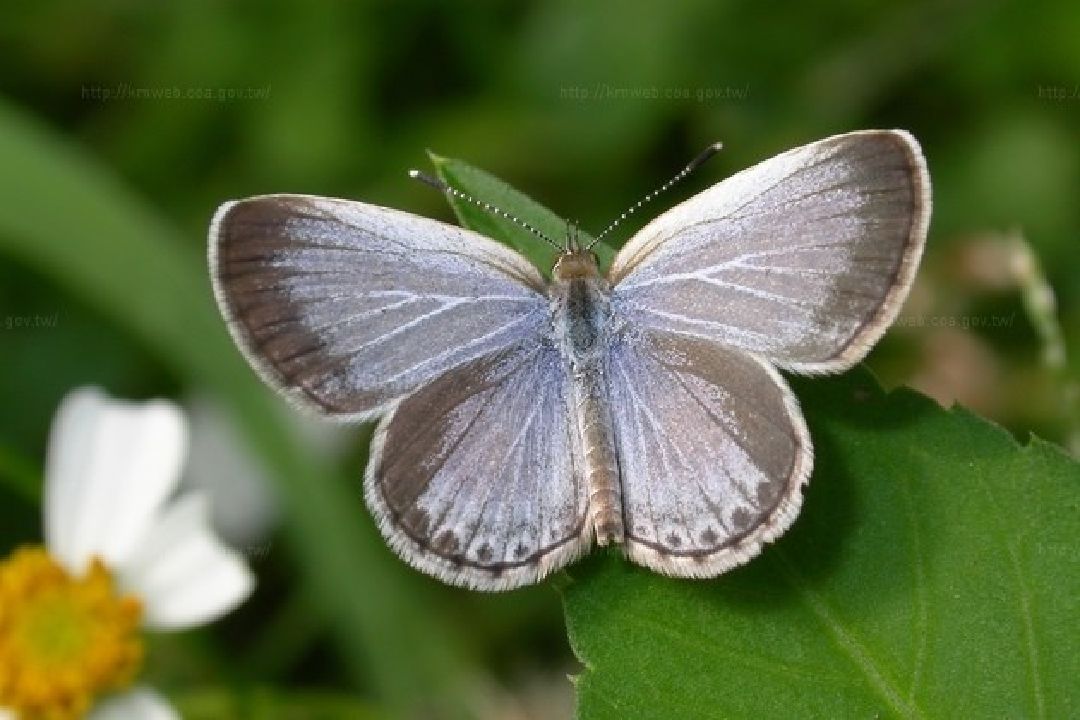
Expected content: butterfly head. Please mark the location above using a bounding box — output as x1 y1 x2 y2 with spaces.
553 219 599 279
553 246 600 281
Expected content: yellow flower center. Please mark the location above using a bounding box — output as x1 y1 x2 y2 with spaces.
0 546 143 720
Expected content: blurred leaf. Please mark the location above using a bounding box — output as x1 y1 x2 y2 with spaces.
0 443 40 505
429 152 616 276
243 589 323 680
0 99 472 715
563 367 1079 719
176 686 386 720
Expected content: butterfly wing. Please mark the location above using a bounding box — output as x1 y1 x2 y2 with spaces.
608 129 930 374
607 329 811 576
209 194 550 420
366 341 591 590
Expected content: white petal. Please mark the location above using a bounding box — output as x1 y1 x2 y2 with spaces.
182 396 280 548
44 388 187 574
88 687 180 720
0 708 17 720
120 493 255 630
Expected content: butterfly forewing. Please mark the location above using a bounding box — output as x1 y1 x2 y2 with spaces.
366 342 591 590
606 329 811 577
209 194 549 420
609 130 930 373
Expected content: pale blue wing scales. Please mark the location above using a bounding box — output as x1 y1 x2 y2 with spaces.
607 330 811 577
609 130 930 374
365 342 592 591
209 194 549 419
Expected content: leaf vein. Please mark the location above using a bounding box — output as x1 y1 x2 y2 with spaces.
774 551 927 719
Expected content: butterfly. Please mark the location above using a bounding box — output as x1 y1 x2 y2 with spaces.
209 129 930 591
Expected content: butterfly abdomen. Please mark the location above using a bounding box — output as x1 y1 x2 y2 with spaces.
551 257 625 546
576 375 624 545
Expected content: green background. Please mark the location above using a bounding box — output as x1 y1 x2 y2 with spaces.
1 1 1077 718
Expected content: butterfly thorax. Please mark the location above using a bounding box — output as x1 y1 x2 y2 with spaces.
551 253 610 371
550 250 625 546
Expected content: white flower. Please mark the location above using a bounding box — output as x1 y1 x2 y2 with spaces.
0 388 255 719
182 396 280 550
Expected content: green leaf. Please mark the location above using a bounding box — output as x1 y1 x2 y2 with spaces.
175 686 387 720
0 443 41 505
563 368 1079 719
0 99 472 715
429 152 616 276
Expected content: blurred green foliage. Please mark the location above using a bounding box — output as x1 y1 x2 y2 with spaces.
1 1 1077 718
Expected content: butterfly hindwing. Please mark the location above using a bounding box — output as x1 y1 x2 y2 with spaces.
365 342 592 591
606 329 811 577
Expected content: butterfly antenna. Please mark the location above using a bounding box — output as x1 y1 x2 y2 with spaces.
587 141 724 250
409 170 562 251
